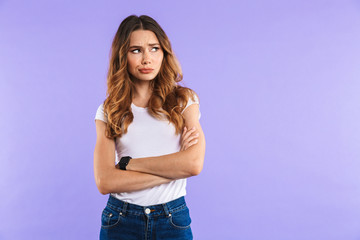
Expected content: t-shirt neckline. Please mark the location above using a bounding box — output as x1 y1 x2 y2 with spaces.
131 102 148 112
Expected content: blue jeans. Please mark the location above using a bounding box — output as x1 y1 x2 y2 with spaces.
99 195 193 240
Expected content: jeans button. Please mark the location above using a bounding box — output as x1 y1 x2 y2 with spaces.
145 208 151 214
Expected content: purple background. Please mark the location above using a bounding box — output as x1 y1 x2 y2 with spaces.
1 0 360 239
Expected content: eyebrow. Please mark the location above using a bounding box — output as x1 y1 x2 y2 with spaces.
129 43 160 49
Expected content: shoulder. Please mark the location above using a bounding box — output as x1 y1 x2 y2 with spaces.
94 102 108 123
178 87 200 110
180 88 201 120
187 89 200 105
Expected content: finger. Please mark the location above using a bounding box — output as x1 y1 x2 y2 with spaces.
181 127 187 142
181 127 197 148
184 136 199 146
183 139 198 150
181 126 188 137
183 126 195 134
184 133 199 143
183 127 197 140
183 131 199 144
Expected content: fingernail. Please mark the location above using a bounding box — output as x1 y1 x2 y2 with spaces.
192 126 195 130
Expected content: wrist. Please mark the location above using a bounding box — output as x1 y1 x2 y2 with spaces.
117 156 132 170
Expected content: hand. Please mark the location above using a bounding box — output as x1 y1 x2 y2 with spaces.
180 126 199 151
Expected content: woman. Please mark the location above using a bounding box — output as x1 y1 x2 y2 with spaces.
94 14 206 240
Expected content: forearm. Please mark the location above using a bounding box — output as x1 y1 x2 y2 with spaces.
124 118 205 180
126 148 202 179
97 167 173 195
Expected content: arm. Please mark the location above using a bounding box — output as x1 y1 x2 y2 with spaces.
94 119 173 195
126 104 206 179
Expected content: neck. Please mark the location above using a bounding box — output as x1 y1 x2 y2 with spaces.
132 79 153 103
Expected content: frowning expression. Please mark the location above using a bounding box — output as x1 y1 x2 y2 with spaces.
127 30 164 82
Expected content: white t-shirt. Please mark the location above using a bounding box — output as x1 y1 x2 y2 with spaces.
94 93 200 206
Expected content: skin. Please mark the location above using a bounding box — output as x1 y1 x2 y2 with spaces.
94 30 206 194
127 30 164 107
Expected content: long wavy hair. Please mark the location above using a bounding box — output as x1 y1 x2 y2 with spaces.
103 15 199 139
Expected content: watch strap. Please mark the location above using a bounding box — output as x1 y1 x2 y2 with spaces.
119 156 132 170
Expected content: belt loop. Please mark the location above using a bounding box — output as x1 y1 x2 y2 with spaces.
121 201 128 217
162 202 170 217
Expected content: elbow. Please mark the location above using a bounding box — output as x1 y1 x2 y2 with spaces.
98 187 109 196
187 140 205 177
95 176 111 195
189 157 204 176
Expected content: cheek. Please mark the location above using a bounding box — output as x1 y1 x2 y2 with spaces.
127 57 137 70
156 54 164 66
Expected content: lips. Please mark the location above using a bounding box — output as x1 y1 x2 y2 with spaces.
139 68 154 73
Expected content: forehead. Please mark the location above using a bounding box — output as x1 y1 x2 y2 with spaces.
129 30 159 45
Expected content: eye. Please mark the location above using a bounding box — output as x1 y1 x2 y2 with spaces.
151 47 160 52
131 49 141 53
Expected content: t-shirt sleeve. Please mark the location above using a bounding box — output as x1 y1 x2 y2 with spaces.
181 92 201 120
94 103 108 123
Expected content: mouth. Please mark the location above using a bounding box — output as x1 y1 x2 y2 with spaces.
139 68 154 74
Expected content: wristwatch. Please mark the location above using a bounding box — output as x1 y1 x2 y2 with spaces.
117 156 132 170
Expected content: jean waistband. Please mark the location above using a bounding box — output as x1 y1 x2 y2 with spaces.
106 195 187 217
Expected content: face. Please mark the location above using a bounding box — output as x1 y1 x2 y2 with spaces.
127 30 164 83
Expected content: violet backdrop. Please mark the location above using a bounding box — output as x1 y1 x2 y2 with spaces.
1 0 360 239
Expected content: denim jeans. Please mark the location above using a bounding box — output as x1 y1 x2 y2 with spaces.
99 195 193 240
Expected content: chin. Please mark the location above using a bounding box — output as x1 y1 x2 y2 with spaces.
136 77 154 82
139 74 157 80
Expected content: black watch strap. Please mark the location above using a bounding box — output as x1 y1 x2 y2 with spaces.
119 156 132 170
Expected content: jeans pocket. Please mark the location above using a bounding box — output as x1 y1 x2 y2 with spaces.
169 206 192 229
101 205 122 229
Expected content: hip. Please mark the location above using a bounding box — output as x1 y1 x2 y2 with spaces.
100 195 193 239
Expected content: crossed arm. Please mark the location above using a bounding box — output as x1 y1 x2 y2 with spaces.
93 104 206 195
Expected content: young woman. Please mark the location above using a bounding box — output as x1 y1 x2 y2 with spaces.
94 15 206 240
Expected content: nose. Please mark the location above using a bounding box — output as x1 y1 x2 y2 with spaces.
142 50 151 65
